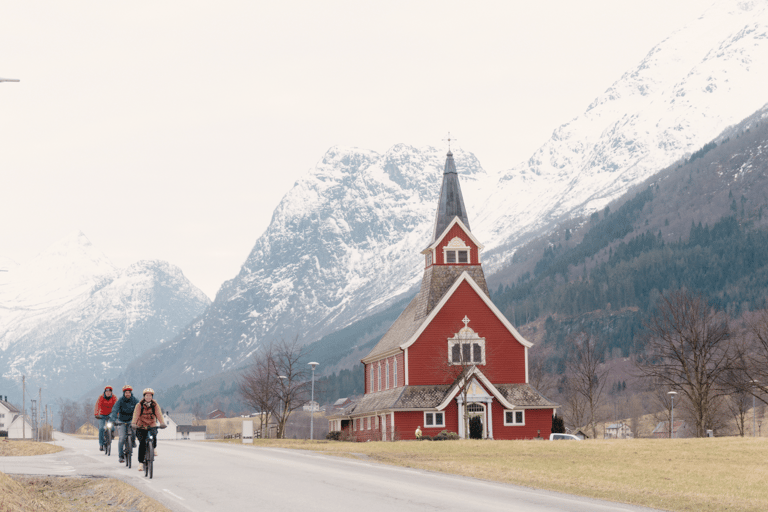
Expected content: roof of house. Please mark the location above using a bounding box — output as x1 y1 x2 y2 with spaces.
177 425 206 432
0 399 20 414
168 413 197 426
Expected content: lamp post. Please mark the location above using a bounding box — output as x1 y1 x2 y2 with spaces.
308 362 319 440
668 391 677 439
752 380 759 438
278 375 287 438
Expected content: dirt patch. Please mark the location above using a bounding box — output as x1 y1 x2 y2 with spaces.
2 473 171 512
0 440 64 457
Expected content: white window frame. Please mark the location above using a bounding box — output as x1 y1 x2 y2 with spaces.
375 415 379 429
426 252 433 267
504 409 525 426
385 360 390 389
367 416 371 430
447 319 486 366
443 237 471 264
377 364 382 391
424 411 445 428
393 357 397 388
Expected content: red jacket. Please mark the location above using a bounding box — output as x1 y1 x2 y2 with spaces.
94 394 117 416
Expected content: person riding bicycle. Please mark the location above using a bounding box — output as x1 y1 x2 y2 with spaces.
131 388 166 472
94 385 117 452
109 385 139 463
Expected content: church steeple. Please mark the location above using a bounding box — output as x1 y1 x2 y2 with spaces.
432 150 471 242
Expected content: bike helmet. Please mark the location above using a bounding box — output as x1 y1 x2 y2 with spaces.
122 385 133 392
104 385 113 391
143 388 155 396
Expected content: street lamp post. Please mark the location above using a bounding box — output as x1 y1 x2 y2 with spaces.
668 391 678 439
278 375 287 438
309 362 319 440
752 380 759 438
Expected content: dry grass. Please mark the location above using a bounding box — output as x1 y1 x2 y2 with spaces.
0 441 64 457
235 437 768 512
0 473 171 512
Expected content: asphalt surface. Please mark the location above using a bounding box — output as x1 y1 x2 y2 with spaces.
1 433 664 512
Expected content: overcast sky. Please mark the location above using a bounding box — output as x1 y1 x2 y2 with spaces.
1 1 707 298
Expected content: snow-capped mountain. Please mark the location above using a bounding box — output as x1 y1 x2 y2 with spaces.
121 0 768 389
125 145 487 387
0 231 210 401
475 0 768 270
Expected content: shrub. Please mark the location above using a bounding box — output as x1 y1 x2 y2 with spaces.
326 430 342 441
433 430 459 441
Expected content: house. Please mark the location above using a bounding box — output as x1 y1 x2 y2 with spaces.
605 422 633 439
177 425 207 441
207 409 226 420
303 401 320 412
157 414 178 441
165 412 206 440
328 150 558 441
7 414 34 439
332 398 352 410
2 396 34 440
652 420 693 439
77 423 98 436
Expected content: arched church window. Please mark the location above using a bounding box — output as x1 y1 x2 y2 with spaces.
447 316 486 365
467 403 484 413
443 237 471 264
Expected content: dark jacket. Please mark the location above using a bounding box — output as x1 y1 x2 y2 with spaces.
110 395 140 423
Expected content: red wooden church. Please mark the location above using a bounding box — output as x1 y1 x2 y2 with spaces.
328 150 557 441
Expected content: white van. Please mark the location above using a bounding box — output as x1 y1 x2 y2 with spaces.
549 433 581 441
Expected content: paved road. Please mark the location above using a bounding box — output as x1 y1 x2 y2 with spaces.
2 433 662 512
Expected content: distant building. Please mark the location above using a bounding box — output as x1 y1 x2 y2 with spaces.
332 398 352 410
207 409 226 420
1 397 34 440
605 422 633 439
652 420 693 439
303 401 320 412
165 412 207 440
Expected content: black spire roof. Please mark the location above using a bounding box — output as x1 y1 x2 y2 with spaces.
431 151 471 242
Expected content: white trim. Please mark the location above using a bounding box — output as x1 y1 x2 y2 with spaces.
421 217 484 254
362 347 401 363
504 409 526 426
393 356 398 388
423 411 445 428
404 348 409 386
399 272 533 351
525 346 529 384
436 367 516 410
385 360 390 389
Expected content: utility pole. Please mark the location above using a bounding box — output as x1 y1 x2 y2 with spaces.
39 388 42 442
22 376 26 439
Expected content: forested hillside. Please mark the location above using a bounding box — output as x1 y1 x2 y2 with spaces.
492 111 768 371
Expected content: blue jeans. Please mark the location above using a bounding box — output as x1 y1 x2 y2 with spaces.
116 423 135 459
98 416 109 446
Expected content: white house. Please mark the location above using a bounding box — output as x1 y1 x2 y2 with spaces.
1 398 33 439
157 415 178 441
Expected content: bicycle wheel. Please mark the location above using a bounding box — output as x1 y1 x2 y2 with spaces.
145 441 153 478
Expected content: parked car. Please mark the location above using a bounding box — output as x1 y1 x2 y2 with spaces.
549 433 581 441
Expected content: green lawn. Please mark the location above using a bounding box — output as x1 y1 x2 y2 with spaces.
238 437 768 512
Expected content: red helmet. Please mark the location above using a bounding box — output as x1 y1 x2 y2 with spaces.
104 386 113 391
122 385 133 392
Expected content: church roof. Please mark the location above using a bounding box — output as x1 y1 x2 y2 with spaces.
328 379 558 418
431 151 471 244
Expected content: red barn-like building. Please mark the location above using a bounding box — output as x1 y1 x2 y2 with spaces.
328 150 557 441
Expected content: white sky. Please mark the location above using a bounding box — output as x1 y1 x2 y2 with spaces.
1 1 707 299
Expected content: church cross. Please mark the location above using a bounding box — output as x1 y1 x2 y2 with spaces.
443 132 457 152
462 315 470 328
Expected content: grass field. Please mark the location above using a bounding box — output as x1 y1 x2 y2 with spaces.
234 437 768 512
0 440 64 457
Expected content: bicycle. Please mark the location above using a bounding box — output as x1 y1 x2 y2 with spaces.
139 424 166 479
121 424 135 469
103 420 114 456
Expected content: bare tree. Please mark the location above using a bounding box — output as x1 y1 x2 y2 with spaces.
239 337 312 439
738 309 768 406
528 344 558 399
565 332 609 439
636 290 734 437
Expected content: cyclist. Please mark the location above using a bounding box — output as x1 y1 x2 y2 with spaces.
94 385 117 451
109 385 139 463
132 388 166 472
